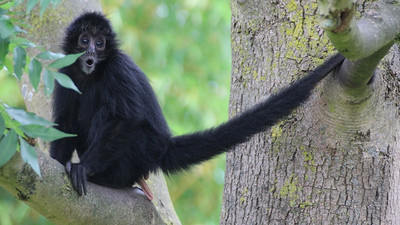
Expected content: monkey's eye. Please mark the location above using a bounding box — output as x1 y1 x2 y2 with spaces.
96 40 104 48
81 38 89 45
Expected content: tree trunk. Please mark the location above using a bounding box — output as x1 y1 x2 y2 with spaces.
221 0 400 224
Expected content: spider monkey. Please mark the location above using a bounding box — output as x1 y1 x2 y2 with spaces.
50 12 345 200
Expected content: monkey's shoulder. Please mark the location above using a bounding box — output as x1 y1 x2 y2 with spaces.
102 53 155 95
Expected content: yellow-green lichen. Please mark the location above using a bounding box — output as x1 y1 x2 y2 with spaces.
302 149 316 173
280 0 334 66
62 173 72 193
20 5 71 44
240 188 249 205
277 175 314 209
278 175 300 206
299 200 313 209
286 0 298 13
271 123 283 139
244 65 252 76
269 186 275 193
253 70 259 80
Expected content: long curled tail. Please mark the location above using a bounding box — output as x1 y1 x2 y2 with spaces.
161 53 345 173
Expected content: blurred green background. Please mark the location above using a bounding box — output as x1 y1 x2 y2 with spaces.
0 0 231 224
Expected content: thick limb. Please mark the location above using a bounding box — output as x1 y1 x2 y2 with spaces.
50 84 79 165
50 137 77 165
50 114 78 165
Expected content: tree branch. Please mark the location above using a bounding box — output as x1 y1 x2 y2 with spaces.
319 1 400 60
0 147 165 225
318 0 400 92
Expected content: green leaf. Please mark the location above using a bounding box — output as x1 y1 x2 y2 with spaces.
21 124 76 142
3 54 13 75
0 37 10 66
0 115 4 135
11 37 36 48
13 0 24 7
0 20 15 38
0 130 18 167
13 46 26 79
13 25 26 34
0 3 12 10
39 0 50 17
48 52 84 69
36 51 64 60
0 107 25 137
52 71 81 94
19 137 41 177
28 58 42 90
5 107 55 126
42 69 55 96
0 8 7 16
27 0 40 13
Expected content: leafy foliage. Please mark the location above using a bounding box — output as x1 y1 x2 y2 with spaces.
13 46 26 79
0 130 17 167
5 107 54 126
46 70 81 93
47 52 83 69
19 137 41 176
0 0 81 177
28 58 42 90
0 2 78 223
0 102 75 167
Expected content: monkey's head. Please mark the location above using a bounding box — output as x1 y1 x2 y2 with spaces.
62 12 118 75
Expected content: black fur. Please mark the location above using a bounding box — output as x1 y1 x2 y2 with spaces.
50 12 345 195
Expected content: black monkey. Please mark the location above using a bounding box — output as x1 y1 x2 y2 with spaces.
50 12 345 199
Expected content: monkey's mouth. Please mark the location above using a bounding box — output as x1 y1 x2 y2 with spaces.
86 59 94 68
80 57 96 75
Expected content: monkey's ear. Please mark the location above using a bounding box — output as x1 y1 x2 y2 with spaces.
99 25 111 35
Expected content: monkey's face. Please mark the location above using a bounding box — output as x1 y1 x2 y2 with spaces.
77 32 106 75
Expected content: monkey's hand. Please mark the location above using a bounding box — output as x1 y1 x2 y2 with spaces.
66 162 88 196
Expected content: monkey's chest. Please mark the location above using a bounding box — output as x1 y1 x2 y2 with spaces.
76 93 104 131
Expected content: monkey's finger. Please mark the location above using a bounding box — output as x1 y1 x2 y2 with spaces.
71 169 79 194
82 176 87 195
81 166 87 195
76 168 83 196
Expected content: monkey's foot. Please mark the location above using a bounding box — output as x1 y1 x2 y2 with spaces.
137 173 153 200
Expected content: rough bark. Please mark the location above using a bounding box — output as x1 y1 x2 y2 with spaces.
0 1 181 224
221 0 400 224
0 146 165 225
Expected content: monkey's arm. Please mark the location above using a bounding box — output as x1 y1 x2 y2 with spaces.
50 86 79 165
50 132 77 165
